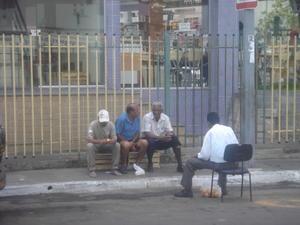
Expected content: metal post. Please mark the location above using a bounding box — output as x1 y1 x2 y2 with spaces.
239 10 255 148
262 35 267 144
163 31 171 116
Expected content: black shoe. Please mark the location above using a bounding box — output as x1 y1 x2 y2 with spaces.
119 166 128 174
174 189 193 198
177 165 184 173
147 163 154 172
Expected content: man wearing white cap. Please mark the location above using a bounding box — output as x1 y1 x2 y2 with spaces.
86 109 121 177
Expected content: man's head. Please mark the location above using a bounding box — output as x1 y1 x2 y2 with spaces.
126 103 139 119
152 102 163 121
98 109 109 126
207 112 220 128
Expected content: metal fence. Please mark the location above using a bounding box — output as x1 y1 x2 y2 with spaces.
0 32 299 158
0 32 224 158
256 35 300 144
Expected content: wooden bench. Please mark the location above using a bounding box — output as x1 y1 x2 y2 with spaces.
95 152 160 170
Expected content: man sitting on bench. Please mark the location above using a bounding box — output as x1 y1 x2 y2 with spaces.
143 102 183 173
115 103 148 175
86 110 121 178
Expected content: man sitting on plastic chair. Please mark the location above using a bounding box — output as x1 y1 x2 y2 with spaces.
174 112 238 198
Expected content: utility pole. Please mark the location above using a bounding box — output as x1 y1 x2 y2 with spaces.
239 6 256 148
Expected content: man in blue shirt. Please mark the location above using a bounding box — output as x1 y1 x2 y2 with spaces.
115 103 148 174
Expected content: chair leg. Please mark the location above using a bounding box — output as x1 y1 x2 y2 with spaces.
241 173 244 198
249 173 253 202
221 186 224 202
210 170 214 198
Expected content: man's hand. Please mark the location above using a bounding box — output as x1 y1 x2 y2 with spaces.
165 131 174 136
106 138 116 145
86 138 112 145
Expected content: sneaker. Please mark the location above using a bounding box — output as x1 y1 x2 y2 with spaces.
111 169 122 176
147 163 154 173
133 163 143 171
88 171 97 178
133 163 145 176
177 165 184 173
174 189 193 198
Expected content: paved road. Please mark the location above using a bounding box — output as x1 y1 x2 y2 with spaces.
1 182 300 225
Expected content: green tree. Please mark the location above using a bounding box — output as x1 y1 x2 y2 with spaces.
256 0 298 38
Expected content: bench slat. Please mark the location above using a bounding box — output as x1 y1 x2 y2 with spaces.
95 152 161 170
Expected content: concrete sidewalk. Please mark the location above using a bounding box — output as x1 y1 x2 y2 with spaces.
1 159 300 197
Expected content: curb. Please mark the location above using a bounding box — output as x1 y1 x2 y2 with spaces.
0 169 300 197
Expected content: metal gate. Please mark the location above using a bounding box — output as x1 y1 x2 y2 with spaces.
255 34 300 144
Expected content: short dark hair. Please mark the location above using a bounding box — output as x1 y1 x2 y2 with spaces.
126 103 136 114
207 112 220 125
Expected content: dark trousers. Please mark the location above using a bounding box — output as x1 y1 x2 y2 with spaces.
146 135 182 166
181 158 237 192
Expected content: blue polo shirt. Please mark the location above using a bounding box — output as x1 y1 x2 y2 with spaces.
115 112 140 141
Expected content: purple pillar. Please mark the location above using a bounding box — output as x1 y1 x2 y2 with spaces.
208 0 239 125
104 0 120 90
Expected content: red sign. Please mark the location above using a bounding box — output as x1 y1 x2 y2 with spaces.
236 0 257 10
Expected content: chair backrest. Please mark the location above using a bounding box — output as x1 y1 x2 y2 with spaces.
223 144 253 163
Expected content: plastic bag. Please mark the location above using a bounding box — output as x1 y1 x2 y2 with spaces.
199 185 222 198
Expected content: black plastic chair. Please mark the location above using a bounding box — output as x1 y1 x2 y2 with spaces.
210 144 253 202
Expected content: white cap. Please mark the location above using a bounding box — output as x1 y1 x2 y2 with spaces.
98 110 109 123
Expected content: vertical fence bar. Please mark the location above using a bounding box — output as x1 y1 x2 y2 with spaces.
12 35 17 157
2 34 8 157
184 34 187 145
86 35 90 132
122 36 125 111
232 34 235 129
30 35 35 156
20 34 26 156
148 36 151 112
176 34 179 137
216 34 220 113
200 34 204 145
77 34 81 152
262 35 267 144
139 36 143 124
67 35 72 152
224 34 228 124
293 37 297 142
254 37 258 144
285 36 290 142
95 34 99 114
113 34 117 121
271 37 275 143
278 37 282 143
57 35 62 153
192 34 195 147
38 35 44 154
48 34 52 155
156 41 160 101
104 34 108 109
131 35 134 103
